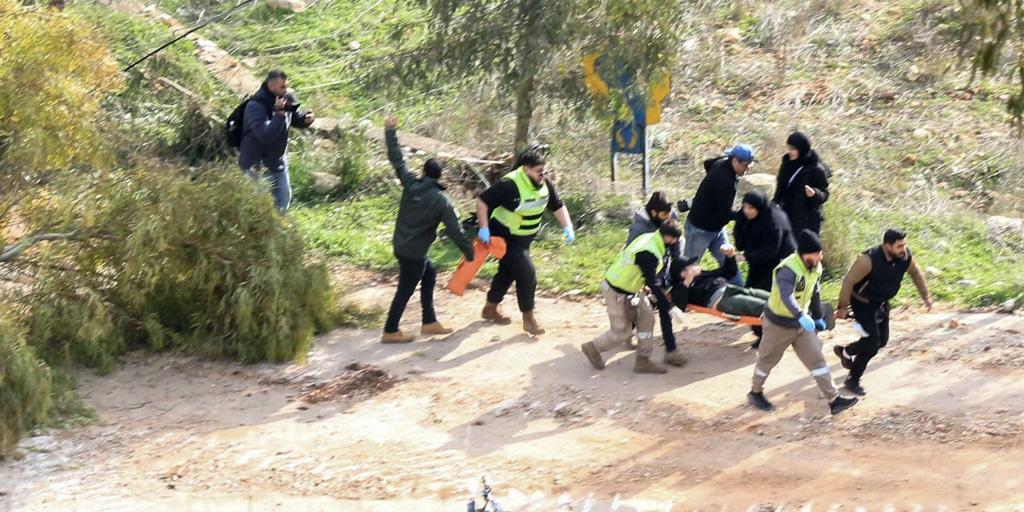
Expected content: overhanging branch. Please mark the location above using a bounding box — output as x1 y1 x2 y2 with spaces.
1 231 82 262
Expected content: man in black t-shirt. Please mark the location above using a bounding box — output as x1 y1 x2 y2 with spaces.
475 149 576 335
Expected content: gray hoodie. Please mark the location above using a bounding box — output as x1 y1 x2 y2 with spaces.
625 207 684 286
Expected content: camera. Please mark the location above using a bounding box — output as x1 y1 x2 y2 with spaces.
280 91 301 113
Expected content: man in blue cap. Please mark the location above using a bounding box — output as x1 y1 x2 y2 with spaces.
683 144 755 286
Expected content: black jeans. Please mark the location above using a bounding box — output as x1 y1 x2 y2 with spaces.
845 299 891 381
384 255 437 333
486 249 537 312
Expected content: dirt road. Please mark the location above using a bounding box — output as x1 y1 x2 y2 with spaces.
3 273 1024 511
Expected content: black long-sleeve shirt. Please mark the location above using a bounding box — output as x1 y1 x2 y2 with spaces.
670 256 739 308
686 157 739 232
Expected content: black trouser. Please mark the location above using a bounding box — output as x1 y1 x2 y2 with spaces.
384 255 437 333
487 249 537 312
845 299 890 382
746 271 772 341
657 307 678 352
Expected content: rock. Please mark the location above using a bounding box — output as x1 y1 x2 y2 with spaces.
948 319 961 329
310 172 341 194
906 64 921 82
736 173 776 208
957 279 978 287
348 41 361 51
721 27 743 44
925 266 941 277
937 240 949 250
265 0 305 11
313 138 336 152
902 154 918 166
912 128 930 139
985 216 1023 239
1001 299 1018 314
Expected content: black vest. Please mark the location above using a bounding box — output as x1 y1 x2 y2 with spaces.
853 246 912 303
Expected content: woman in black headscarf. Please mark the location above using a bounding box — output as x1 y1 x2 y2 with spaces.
733 191 797 292
772 132 831 235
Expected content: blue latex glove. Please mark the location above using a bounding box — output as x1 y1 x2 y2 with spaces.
563 226 576 244
478 226 490 244
798 314 816 333
814 318 827 331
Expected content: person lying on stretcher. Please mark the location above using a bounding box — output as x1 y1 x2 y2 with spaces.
669 245 772 319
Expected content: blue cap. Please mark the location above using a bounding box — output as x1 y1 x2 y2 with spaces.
725 144 756 162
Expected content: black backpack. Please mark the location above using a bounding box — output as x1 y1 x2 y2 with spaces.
224 96 251 148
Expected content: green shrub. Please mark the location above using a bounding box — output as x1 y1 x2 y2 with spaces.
821 198 856 279
0 317 53 457
291 130 375 203
20 168 333 371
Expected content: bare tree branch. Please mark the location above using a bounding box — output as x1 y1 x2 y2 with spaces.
1 231 82 262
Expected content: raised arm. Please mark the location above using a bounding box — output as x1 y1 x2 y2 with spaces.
384 116 415 189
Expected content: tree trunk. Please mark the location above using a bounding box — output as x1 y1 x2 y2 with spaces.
513 74 535 156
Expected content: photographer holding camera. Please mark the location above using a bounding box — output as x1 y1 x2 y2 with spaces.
239 69 315 212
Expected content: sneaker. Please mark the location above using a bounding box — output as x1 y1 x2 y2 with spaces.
747 391 773 411
829 395 859 415
843 377 866 396
834 345 853 370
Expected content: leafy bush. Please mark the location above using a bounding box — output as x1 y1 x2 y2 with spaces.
0 317 53 458
821 198 856 279
18 169 333 372
0 0 123 173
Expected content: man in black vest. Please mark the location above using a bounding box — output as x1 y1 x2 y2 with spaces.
833 229 933 395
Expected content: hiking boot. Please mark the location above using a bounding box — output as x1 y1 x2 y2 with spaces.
580 341 605 370
381 330 415 344
829 395 859 415
633 355 667 374
747 391 773 411
421 322 454 335
523 310 546 335
481 302 512 325
663 349 688 367
843 377 866 396
834 345 853 370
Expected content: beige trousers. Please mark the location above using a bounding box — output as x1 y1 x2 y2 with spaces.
593 282 657 358
752 316 838 401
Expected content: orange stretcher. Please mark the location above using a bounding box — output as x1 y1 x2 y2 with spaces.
684 302 835 330
447 236 507 296
685 305 763 326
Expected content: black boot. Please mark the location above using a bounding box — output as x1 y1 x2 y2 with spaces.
829 395 859 415
834 345 853 370
843 376 866 396
747 391 773 411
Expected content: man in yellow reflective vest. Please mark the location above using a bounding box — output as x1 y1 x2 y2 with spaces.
475 148 576 335
747 230 859 415
579 219 685 374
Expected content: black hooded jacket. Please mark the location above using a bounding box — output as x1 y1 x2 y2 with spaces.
772 149 830 235
686 157 739 232
733 192 797 291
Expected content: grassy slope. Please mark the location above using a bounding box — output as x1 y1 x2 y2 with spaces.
140 0 1022 307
